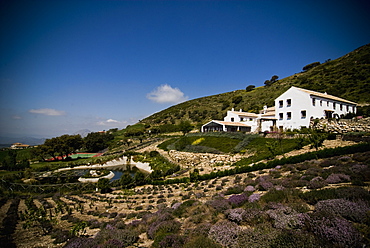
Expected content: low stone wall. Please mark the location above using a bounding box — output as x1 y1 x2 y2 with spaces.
166 150 248 169
313 117 370 133
78 171 115 183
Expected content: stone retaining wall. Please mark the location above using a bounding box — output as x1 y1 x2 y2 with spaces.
313 117 370 133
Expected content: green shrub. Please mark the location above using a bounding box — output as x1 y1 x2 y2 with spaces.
300 187 370 205
184 236 222 248
261 188 301 204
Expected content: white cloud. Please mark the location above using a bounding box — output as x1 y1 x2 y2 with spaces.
146 84 188 103
11 115 22 120
97 119 127 126
29 108 66 116
106 119 119 123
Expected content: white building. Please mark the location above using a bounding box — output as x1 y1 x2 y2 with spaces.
201 107 276 133
275 86 357 130
201 86 357 133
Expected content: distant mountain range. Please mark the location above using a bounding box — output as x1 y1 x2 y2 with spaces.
0 129 92 148
0 136 46 147
140 43 370 127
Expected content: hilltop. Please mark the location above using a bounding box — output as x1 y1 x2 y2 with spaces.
140 44 370 128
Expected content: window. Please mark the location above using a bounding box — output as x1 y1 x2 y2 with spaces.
327 101 329 107
287 112 292 120
301 110 306 119
279 113 283 120
333 103 336 109
320 100 322 106
346 105 349 111
249 118 253 121
240 117 244 121
287 99 291 107
312 98 316 106
340 104 343 111
279 100 283 108
231 117 234 122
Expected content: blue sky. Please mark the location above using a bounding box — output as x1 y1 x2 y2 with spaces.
1 0 369 138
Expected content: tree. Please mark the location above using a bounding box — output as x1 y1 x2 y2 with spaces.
120 172 133 188
302 62 321 72
307 129 327 151
190 168 200 182
84 132 114 152
264 75 279 87
178 121 193 135
133 171 146 186
70 221 87 237
264 79 272 87
246 85 255 92
266 140 279 159
270 75 279 83
59 134 83 159
97 178 111 193
1 150 16 169
151 169 164 180
124 124 146 137
36 134 83 161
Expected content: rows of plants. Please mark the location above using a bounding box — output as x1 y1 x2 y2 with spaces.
152 142 370 185
62 150 370 247
5 148 369 247
0 198 19 248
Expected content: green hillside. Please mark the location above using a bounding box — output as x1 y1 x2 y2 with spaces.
140 44 370 128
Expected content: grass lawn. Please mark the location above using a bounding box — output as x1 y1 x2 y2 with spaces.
235 137 299 165
159 136 241 153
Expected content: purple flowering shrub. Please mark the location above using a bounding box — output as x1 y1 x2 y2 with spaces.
237 224 279 248
228 194 248 207
256 176 274 191
206 196 231 213
307 176 327 189
325 173 350 184
266 205 306 229
241 208 266 224
158 234 186 248
64 237 97 248
319 158 340 167
351 164 368 174
99 239 124 248
244 185 255 192
94 228 139 247
209 220 241 247
248 193 261 203
225 208 246 223
190 222 212 237
315 198 370 223
171 202 182 210
306 214 362 247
